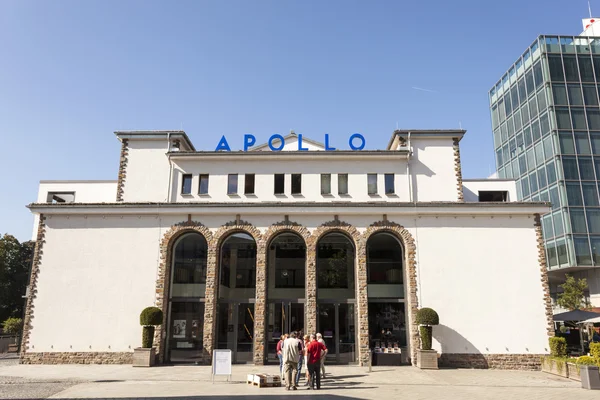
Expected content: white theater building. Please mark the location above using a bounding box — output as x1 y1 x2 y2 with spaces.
22 129 552 369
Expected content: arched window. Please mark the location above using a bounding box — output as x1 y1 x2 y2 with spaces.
317 232 355 290
269 232 305 289
173 233 208 285
219 233 257 290
167 232 208 363
366 232 403 284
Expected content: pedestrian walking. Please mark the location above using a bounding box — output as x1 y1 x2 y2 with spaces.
306 334 327 390
295 332 306 387
276 334 285 380
316 332 326 377
282 331 302 390
303 334 311 386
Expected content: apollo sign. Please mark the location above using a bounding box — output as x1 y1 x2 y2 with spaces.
215 133 366 152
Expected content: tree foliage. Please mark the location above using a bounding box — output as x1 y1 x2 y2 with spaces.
0 234 34 324
556 274 591 311
2 317 23 335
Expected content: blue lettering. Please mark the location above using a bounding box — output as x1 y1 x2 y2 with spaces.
243 134 256 151
268 134 285 151
325 134 336 151
297 134 309 151
349 133 366 150
215 135 231 152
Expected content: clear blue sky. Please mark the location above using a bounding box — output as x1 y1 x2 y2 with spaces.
0 0 593 241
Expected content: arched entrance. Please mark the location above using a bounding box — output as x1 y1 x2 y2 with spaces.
266 232 306 362
215 232 257 363
316 232 357 364
366 232 408 354
165 232 208 363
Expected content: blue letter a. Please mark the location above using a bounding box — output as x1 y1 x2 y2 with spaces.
215 135 231 152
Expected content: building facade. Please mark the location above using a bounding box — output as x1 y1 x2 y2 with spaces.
488 21 600 308
22 130 550 369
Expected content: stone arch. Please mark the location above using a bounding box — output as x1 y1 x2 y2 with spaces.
207 220 264 364
363 221 419 366
155 220 213 363
258 221 311 363
306 220 363 354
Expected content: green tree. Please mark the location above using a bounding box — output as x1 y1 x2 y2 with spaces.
0 234 34 324
557 274 591 311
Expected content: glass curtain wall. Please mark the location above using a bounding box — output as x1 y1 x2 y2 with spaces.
489 35 600 269
167 233 208 363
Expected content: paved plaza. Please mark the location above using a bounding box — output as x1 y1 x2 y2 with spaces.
0 359 598 399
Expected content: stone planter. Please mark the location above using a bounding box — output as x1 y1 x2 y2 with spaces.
417 349 438 369
580 365 600 390
567 362 581 381
541 357 568 378
133 348 155 367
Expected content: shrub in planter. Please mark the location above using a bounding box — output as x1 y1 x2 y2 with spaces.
416 308 439 350
590 342 600 359
140 307 163 348
576 355 600 366
549 336 567 358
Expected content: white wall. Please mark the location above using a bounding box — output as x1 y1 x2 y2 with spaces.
410 138 458 202
171 158 411 203
122 140 172 202
28 211 549 356
463 179 518 202
32 181 117 240
414 215 549 354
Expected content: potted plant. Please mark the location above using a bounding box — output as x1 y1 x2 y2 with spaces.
1 317 23 353
416 307 439 369
133 306 163 367
541 337 568 378
576 355 600 390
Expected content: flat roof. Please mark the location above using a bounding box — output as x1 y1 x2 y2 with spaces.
114 130 196 151
387 129 466 149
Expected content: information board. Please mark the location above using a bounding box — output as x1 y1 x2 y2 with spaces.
212 349 232 382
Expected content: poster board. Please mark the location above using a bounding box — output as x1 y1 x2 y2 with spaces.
212 349 232 382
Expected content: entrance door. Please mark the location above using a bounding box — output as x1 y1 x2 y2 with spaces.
267 302 305 362
216 302 255 363
317 303 356 364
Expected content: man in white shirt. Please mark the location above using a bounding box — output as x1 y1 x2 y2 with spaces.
316 333 326 377
282 331 301 390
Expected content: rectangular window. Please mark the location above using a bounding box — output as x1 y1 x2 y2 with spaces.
579 157 594 180
566 182 583 206
583 85 599 105
571 209 587 233
559 131 575 153
478 191 508 202
575 132 591 154
553 84 567 105
227 174 238 194
368 174 378 195
587 109 600 129
384 174 395 194
567 85 584 105
583 183 599 206
563 56 579 81
274 174 285 195
548 55 565 81
321 174 331 195
579 55 595 82
338 174 349 195
572 109 587 130
199 174 209 195
182 174 192 195
244 174 255 195
291 174 302 195
574 236 592 265
563 157 579 179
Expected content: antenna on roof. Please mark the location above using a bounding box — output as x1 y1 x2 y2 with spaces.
459 121 462 129
396 121 399 130
589 0 593 18
181 122 183 130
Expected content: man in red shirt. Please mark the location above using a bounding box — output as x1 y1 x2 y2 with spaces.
305 334 327 390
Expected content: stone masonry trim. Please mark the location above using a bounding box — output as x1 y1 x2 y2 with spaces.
439 353 543 370
19 214 46 362
21 352 133 365
155 220 213 363
116 139 129 202
534 214 554 337
453 138 464 202
363 222 419 366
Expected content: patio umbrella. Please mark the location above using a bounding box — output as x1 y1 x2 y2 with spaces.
553 309 600 322
553 310 600 354
581 316 600 324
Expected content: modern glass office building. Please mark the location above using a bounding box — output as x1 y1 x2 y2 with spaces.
489 34 600 304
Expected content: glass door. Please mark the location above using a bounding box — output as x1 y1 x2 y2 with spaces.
317 303 356 364
267 301 305 362
216 302 255 363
